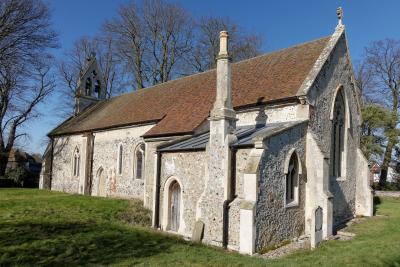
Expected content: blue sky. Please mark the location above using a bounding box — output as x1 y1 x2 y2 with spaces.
24 0 400 154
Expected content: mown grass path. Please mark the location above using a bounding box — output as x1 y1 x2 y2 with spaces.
0 189 399 266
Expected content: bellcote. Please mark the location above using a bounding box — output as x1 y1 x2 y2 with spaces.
75 53 106 115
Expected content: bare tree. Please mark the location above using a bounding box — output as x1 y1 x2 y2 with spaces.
142 0 193 84
355 60 373 99
187 17 262 73
0 0 57 177
105 0 193 89
104 1 147 89
58 35 125 117
361 39 400 186
105 1 262 89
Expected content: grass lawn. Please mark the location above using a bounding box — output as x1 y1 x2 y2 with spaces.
1 189 400 266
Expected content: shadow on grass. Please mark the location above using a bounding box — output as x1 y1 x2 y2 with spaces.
0 220 178 266
384 255 400 267
373 196 381 215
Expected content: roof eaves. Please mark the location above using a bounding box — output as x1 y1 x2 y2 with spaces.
50 119 160 137
252 120 309 142
48 100 110 136
144 130 195 139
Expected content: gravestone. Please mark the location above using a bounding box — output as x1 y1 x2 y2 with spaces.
192 220 205 242
311 206 323 248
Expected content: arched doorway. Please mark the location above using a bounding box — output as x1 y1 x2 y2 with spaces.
97 168 106 197
169 181 181 232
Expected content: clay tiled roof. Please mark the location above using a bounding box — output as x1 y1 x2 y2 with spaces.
50 36 330 137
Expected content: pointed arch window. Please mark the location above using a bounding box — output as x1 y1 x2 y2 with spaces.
85 77 92 96
134 143 145 179
117 144 123 175
73 147 80 177
331 90 346 178
285 151 300 206
94 80 101 98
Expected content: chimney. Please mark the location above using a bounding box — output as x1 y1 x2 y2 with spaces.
197 31 237 247
210 31 236 120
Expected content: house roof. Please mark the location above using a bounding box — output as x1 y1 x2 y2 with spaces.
49 36 330 137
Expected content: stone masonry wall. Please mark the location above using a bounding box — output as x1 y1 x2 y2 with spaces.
52 134 86 193
91 124 155 199
159 151 207 238
255 123 307 251
307 34 360 226
50 123 156 202
236 104 298 127
227 148 251 250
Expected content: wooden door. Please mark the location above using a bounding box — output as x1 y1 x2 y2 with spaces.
169 182 181 231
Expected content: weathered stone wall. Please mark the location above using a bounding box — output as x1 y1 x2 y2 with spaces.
235 149 251 199
236 104 299 127
50 123 157 202
255 123 307 250
51 134 86 193
144 140 167 210
91 124 155 200
159 151 207 238
227 148 251 250
307 34 360 226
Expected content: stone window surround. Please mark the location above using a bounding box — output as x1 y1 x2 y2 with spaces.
95 166 105 196
283 148 303 208
117 143 123 176
133 142 145 180
329 84 350 181
72 146 80 178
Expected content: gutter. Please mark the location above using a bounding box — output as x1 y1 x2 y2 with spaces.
49 119 160 138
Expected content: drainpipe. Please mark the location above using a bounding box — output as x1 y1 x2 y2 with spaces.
49 137 54 190
223 147 237 248
154 151 162 228
86 132 95 195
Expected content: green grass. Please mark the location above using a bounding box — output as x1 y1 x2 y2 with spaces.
1 189 400 266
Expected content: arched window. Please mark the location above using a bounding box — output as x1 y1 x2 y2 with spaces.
73 147 80 177
134 143 145 179
331 90 346 178
94 80 101 98
117 144 123 175
85 77 92 96
285 151 299 206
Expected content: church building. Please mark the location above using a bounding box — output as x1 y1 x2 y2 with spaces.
40 10 373 254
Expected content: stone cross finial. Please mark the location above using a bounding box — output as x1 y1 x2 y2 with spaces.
336 7 343 26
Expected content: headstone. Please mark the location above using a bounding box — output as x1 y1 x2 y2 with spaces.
192 220 205 242
311 206 323 248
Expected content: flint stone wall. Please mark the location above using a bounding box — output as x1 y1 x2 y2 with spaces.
51 134 86 193
227 148 251 249
307 34 360 226
91 124 155 199
159 151 207 238
255 123 307 250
